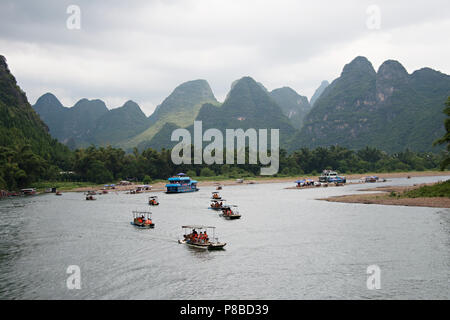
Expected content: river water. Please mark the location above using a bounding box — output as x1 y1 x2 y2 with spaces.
0 175 449 299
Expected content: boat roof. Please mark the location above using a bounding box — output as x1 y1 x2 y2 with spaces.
132 210 152 214
182 225 215 229
211 199 226 202
149 196 158 198
168 176 191 181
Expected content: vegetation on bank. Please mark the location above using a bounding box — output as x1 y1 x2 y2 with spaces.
399 180 450 198
1 143 446 191
433 97 450 169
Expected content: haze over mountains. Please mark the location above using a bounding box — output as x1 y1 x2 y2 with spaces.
31 56 450 153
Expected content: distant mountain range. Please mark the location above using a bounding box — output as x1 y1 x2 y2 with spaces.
293 56 450 152
30 56 450 153
33 94 150 148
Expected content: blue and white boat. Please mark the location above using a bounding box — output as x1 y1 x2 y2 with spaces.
165 173 199 193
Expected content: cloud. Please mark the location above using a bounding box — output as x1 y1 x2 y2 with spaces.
1 0 449 115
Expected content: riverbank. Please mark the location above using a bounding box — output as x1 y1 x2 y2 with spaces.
65 170 449 193
321 181 450 208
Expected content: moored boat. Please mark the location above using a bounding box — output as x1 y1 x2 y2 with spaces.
319 170 346 183
21 188 36 196
165 173 199 193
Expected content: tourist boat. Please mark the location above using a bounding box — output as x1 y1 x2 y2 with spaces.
148 196 159 206
365 176 379 183
209 199 226 210
85 195 96 200
130 210 154 228
55 191 62 196
211 191 222 200
295 179 314 187
178 225 226 250
86 190 97 195
165 173 199 193
319 170 346 183
216 185 222 190
220 205 241 220
21 188 36 196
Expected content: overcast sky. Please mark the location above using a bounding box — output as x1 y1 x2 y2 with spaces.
1 0 449 115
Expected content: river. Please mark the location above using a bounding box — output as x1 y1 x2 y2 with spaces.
0 175 449 299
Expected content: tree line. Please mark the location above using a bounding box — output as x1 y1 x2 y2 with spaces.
1 96 449 190
1 143 445 190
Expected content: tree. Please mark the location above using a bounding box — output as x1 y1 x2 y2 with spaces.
200 167 215 177
143 175 152 184
433 97 450 169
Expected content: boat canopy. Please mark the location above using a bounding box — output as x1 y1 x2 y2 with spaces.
168 177 191 182
132 210 152 218
182 225 215 229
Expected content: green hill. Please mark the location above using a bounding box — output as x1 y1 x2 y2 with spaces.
192 76 296 149
0 55 71 189
269 86 311 129
34 94 150 148
293 56 450 152
119 79 218 150
310 80 329 107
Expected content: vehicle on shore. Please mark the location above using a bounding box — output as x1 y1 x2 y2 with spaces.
319 170 346 183
149 196 159 206
220 205 241 220
178 225 226 250
131 210 154 228
165 173 199 193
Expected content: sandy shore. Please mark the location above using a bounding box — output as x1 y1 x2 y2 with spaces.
321 183 450 208
69 170 449 193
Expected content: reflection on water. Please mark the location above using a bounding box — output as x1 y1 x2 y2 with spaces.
0 175 449 299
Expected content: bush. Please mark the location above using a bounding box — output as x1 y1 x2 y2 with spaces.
199 167 215 177
186 170 197 177
143 175 152 184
